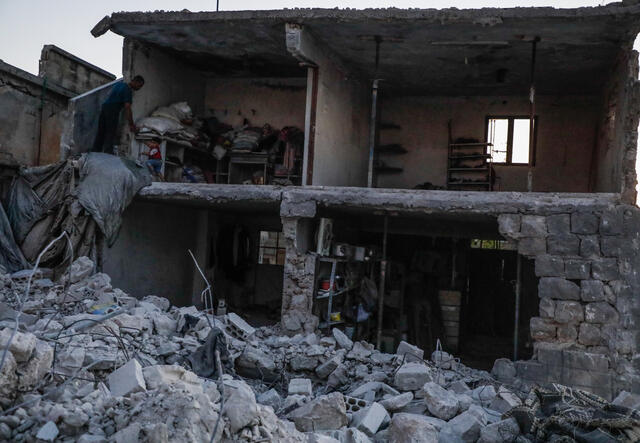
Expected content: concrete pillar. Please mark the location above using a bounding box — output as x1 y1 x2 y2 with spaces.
280 196 318 335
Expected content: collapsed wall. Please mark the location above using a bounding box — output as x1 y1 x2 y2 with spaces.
272 188 640 400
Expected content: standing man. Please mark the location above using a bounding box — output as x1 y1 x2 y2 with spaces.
92 75 145 154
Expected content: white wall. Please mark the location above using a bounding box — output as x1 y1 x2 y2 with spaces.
312 57 370 187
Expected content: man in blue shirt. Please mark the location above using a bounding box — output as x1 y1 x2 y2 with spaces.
92 75 145 153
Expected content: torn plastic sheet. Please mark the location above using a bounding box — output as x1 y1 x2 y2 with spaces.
0 202 28 272
75 153 151 246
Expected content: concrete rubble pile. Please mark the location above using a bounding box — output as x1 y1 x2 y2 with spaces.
1 257 639 442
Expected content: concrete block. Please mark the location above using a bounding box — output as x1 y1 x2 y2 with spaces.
396 341 424 361
344 395 369 413
612 391 640 410
107 359 146 397
565 259 590 279
563 350 609 371
538 277 580 300
328 365 349 388
393 362 432 391
546 214 571 234
290 355 318 371
36 421 59 442
18 339 54 390
561 367 612 392
578 323 602 346
600 210 624 235
518 237 546 256
142 365 201 393
585 302 619 324
223 383 259 433
387 413 439 443
288 392 348 432
557 324 578 342
288 378 312 396
547 234 580 255
581 280 605 302
515 360 548 382
478 418 520 443
521 215 547 236
422 382 459 420
537 346 563 366
439 409 485 442
469 385 497 406
489 388 521 414
530 317 556 341
332 328 353 350
491 358 516 383
226 312 255 340
0 328 36 362
580 235 601 259
316 355 341 379
554 301 584 323
449 380 471 394
497 214 521 236
571 212 599 234
351 402 388 437
431 350 456 369
257 388 282 410
535 255 564 277
601 237 626 258
380 392 413 412
592 258 619 281
539 297 556 318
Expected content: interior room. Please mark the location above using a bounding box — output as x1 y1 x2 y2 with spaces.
309 210 538 369
123 36 308 186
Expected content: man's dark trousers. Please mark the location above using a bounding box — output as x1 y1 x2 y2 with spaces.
92 104 121 153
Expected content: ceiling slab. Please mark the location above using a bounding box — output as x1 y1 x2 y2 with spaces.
99 5 640 95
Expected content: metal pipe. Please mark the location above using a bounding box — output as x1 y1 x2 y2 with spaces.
367 79 379 188
513 254 522 361
376 215 388 350
527 38 539 192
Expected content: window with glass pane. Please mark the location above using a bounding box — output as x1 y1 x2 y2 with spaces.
486 117 535 165
258 231 285 265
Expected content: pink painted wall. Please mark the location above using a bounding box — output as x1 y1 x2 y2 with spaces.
377 95 600 192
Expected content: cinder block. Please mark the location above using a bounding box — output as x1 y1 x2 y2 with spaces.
288 378 312 396
227 312 256 340
351 402 388 437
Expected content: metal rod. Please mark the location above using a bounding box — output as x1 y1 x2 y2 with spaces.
513 254 522 361
327 260 337 328
367 79 379 188
376 215 389 350
527 38 539 192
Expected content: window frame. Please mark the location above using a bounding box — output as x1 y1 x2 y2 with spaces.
257 231 286 266
485 115 538 166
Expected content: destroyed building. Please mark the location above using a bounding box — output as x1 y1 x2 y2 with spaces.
1 5 640 439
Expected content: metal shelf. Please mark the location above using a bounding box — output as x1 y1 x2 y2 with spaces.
316 285 358 300
375 166 403 173
449 168 490 172
449 142 493 147
447 181 491 186
449 154 492 160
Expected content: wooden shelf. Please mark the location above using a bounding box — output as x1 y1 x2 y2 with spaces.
449 167 490 172
377 144 408 154
449 154 492 160
447 181 491 186
449 142 493 147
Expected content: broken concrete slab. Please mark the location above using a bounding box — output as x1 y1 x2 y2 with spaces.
0 328 36 362
421 382 459 420
316 354 342 379
393 362 432 391
35 420 59 441
142 364 202 394
351 402 388 437
333 328 354 350
612 391 640 410
478 417 520 443
438 408 486 442
288 392 348 432
387 413 438 443
107 359 146 397
380 392 413 412
223 382 259 433
257 388 282 410
396 341 424 361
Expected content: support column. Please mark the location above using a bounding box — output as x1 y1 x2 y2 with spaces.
280 196 319 335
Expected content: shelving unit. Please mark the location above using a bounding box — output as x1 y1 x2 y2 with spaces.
374 123 406 176
446 123 494 191
314 256 360 329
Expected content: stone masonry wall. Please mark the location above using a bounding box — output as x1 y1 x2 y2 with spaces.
498 206 640 399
